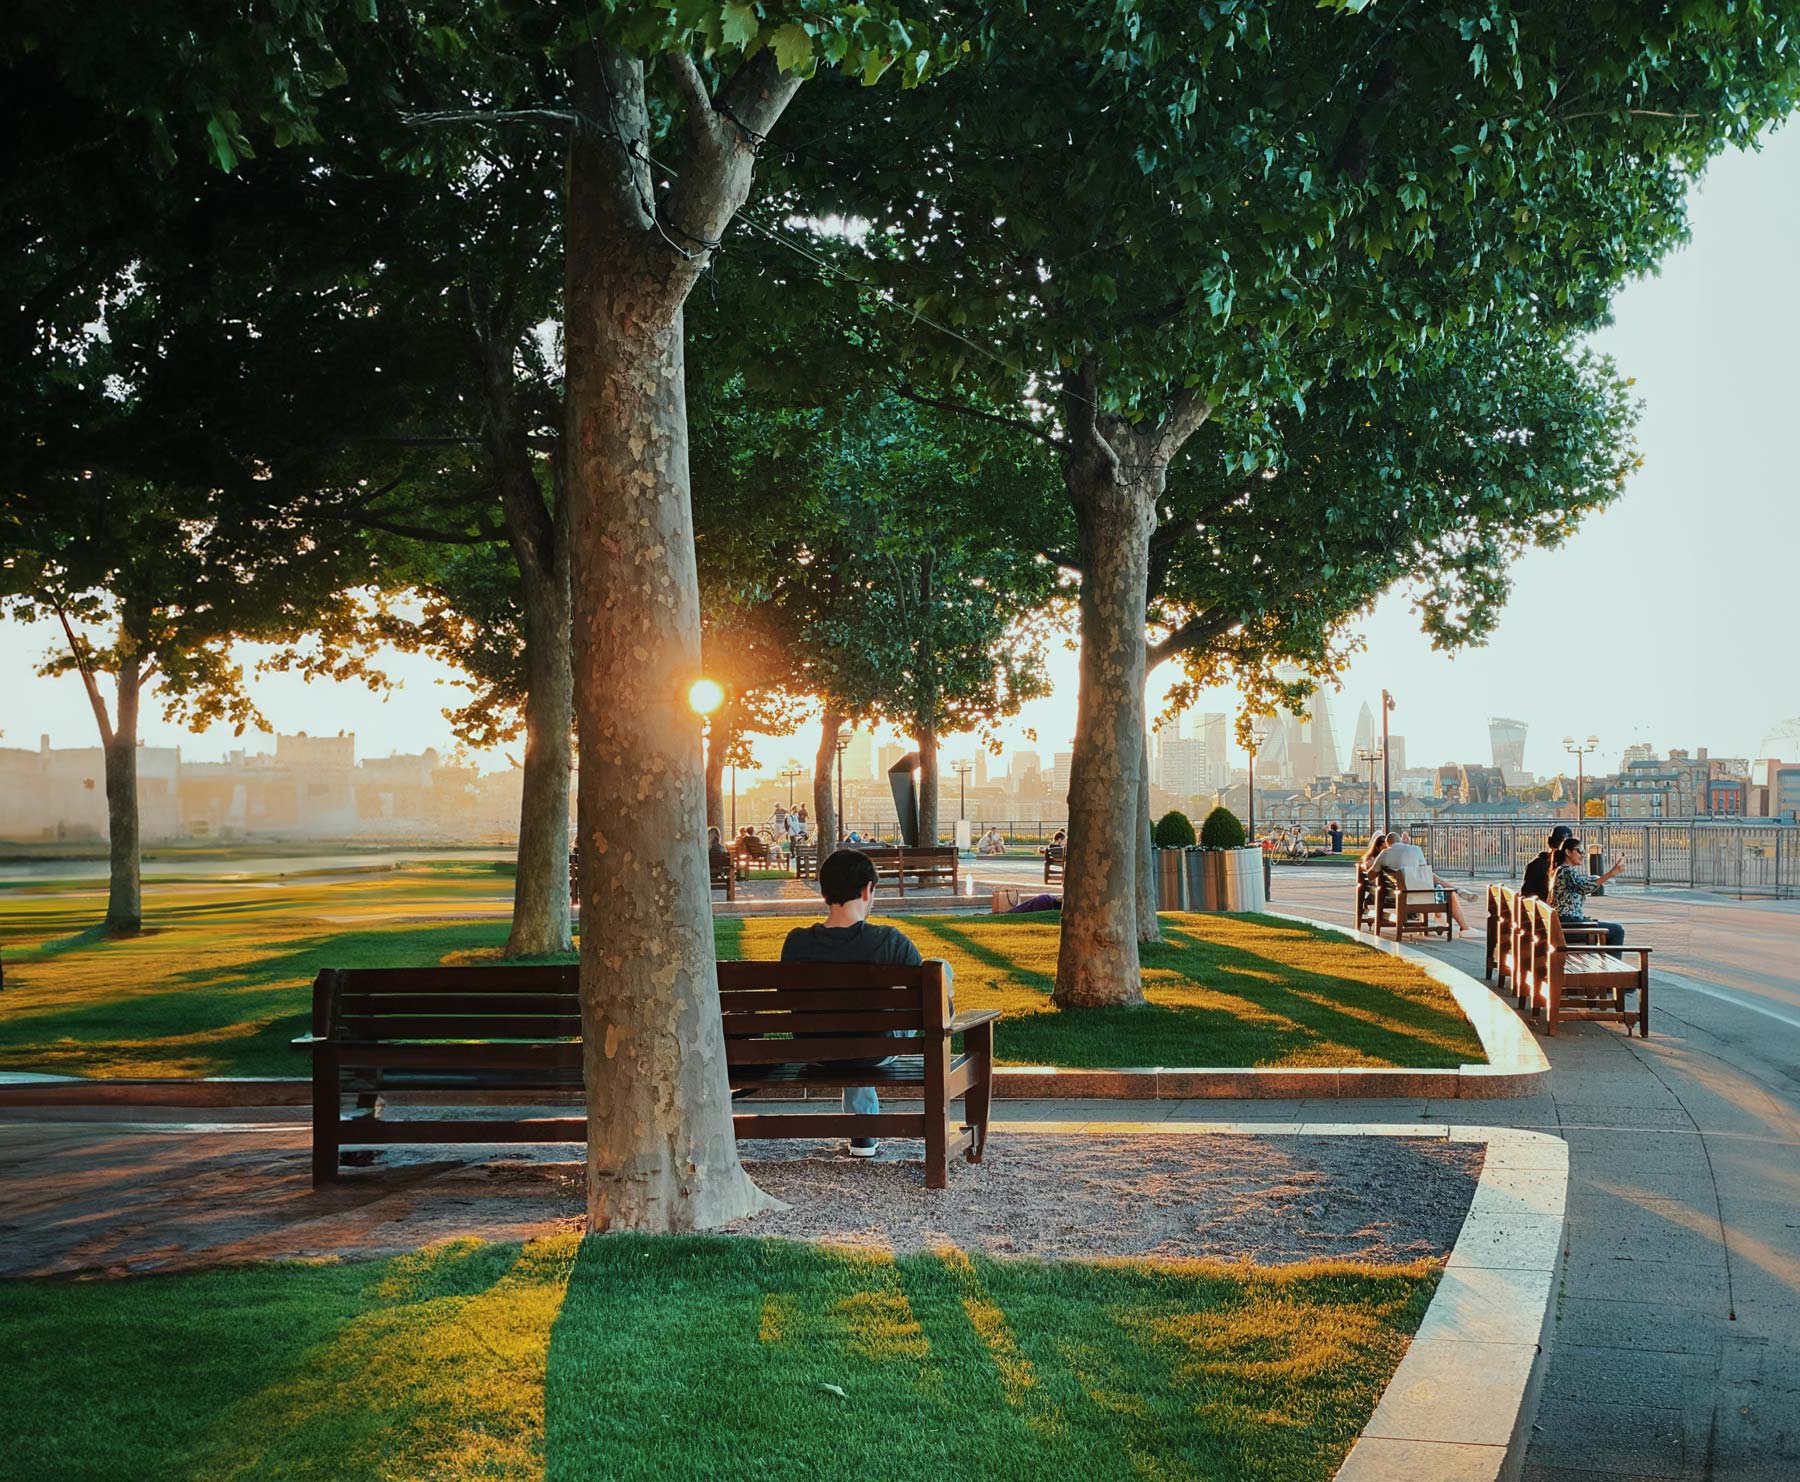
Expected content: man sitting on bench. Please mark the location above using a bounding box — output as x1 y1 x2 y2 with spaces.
1520 824 1573 901
781 847 952 1160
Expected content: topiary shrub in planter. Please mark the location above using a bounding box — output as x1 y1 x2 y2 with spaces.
1200 806 1247 850
1152 810 1196 848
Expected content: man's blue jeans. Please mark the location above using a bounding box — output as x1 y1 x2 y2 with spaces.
843 966 955 1118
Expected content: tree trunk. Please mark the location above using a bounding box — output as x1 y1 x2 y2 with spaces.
1052 371 1210 1008
1136 728 1160 943
917 724 939 846
481 316 575 961
503 540 573 958
812 708 843 873
103 657 142 935
1053 461 1154 1007
564 44 789 1233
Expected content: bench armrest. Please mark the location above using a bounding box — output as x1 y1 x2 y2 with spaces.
291 1033 325 1048
948 1009 1001 1034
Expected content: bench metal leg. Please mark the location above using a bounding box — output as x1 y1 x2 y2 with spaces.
312 1052 340 1187
963 1021 993 1163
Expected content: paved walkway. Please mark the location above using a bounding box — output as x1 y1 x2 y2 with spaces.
1272 867 1800 1481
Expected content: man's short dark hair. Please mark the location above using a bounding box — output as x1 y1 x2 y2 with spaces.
820 848 878 905
1547 825 1573 849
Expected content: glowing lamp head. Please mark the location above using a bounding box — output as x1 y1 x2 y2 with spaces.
688 678 725 716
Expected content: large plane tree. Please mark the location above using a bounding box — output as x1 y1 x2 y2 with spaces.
774 0 1800 1007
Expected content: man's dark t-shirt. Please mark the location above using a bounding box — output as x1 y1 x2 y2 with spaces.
1520 850 1553 901
779 921 922 968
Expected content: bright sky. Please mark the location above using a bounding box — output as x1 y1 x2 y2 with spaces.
6 127 1798 783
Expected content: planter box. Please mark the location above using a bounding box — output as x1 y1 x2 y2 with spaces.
1183 846 1267 912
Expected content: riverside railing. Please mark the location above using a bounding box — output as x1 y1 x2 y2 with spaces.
1410 820 1799 900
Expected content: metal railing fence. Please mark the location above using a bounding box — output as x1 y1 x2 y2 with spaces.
1410 820 1798 900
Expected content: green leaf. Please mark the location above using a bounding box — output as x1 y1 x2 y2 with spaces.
719 2 759 52
205 116 238 173
769 22 813 74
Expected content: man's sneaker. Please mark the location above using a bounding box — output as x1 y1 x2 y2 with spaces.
847 1138 880 1158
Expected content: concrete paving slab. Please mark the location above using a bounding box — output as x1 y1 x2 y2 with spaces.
1362 1338 1541 1446
1524 1396 1686 1478
1337 1437 1509 1481
1551 1105 1703 1132
1558 1252 1730 1309
1549 1297 1727 1357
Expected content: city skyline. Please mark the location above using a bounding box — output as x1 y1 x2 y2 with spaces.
5 127 1798 786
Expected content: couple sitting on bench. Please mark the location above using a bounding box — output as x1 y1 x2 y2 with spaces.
778 847 952 1159
1359 830 1477 936
1520 825 1627 946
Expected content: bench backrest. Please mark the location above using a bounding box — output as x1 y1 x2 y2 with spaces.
716 959 950 1065
316 965 581 1042
709 851 733 883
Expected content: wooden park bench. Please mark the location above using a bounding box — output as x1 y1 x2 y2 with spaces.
1377 864 1452 943
1515 897 1651 1037
1043 845 1066 885
1487 884 1607 1006
854 844 961 897
295 959 998 1190
1354 871 1378 933
710 849 737 901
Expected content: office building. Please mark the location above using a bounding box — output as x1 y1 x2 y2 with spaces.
1488 717 1528 783
842 730 874 781
878 743 907 775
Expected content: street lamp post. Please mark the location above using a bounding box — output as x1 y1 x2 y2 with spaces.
1355 746 1384 841
1564 734 1599 821
779 764 802 807
1381 689 1396 835
951 759 973 821
834 727 852 843
1247 721 1270 843
687 678 724 829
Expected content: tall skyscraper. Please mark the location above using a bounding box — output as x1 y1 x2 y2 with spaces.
1351 702 1376 761
1197 713 1229 775
1385 734 1407 776
1284 691 1342 782
973 749 989 787
1489 717 1528 783
1051 752 1074 797
1010 751 1042 791
878 742 907 775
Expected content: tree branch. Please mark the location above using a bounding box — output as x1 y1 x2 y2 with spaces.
1154 386 1215 462
401 108 593 133
665 52 720 151
894 381 1069 449
52 594 114 747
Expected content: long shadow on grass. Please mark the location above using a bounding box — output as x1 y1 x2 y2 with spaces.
908 918 1057 995
0 920 513 1078
903 913 1479 1070
548 1236 1430 1482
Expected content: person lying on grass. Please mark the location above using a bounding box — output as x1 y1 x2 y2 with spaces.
780 848 953 1160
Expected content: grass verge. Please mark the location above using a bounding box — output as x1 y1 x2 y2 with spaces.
0 1234 1437 1482
0 866 1482 1077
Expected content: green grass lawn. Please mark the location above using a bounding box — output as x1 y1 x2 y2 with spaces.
0 863 1482 1078
0 1234 1437 1481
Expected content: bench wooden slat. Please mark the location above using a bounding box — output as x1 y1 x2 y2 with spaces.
726 1036 916 1064
716 986 925 1014
345 993 580 1016
734 1112 928 1139
332 967 579 993
731 1058 929 1088
340 1117 587 1145
333 1042 583 1071
718 963 933 990
721 1011 927 1034
339 1015 584 1040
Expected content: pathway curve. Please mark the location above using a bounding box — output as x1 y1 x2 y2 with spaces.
1271 866 1800 1481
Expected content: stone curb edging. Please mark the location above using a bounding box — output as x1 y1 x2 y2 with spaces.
0 906 1547 1108
992 1117 1568 1482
